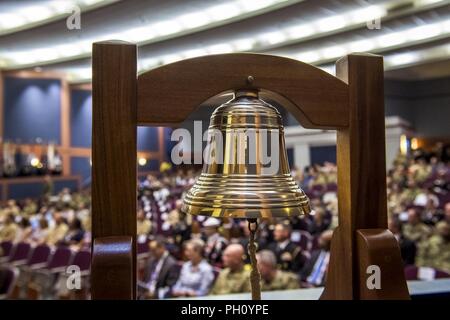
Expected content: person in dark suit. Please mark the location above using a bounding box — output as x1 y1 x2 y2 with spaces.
267 222 308 272
300 230 333 288
140 237 180 299
389 218 417 265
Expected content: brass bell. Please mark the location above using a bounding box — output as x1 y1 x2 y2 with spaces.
182 89 311 219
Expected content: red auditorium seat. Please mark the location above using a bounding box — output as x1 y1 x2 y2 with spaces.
0 266 20 300
0 241 13 263
8 242 31 266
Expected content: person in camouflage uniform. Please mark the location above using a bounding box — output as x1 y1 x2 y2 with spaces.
256 250 299 291
416 221 450 274
210 244 250 295
403 208 431 243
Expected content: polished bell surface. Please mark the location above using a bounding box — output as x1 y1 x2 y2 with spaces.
182 90 311 219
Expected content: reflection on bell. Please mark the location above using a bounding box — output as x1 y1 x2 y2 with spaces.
182 89 311 219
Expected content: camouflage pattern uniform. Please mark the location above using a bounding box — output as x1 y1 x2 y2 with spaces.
403 223 431 243
416 235 450 273
261 271 299 291
210 268 251 295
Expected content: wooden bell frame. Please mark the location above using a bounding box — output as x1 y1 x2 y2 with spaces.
90 40 410 300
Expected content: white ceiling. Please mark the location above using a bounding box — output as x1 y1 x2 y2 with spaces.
0 0 449 82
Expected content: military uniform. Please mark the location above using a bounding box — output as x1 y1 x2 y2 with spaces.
261 271 299 292
267 240 307 272
210 268 251 295
0 223 18 242
403 223 431 243
47 223 69 246
416 235 450 273
137 219 152 236
204 233 228 267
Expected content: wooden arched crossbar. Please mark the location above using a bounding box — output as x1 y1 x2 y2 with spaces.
91 40 409 300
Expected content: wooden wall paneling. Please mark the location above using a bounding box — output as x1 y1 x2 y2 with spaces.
0 71 3 143
61 79 71 175
158 127 165 162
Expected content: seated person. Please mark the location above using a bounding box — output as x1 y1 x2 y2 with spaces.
257 250 299 291
210 244 250 295
416 221 450 274
47 212 69 246
307 207 331 236
388 218 416 265
137 209 151 241
140 237 179 299
300 230 333 287
403 208 431 244
59 218 85 247
14 217 33 243
202 217 228 267
0 214 18 242
30 218 50 246
172 239 215 297
267 222 308 272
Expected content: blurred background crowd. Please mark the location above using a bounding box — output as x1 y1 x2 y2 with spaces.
0 142 449 299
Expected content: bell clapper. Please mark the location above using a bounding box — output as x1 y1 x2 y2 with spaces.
247 218 261 300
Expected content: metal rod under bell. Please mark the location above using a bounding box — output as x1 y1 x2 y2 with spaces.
247 218 261 300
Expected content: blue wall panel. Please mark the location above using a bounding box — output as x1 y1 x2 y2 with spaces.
71 90 92 148
71 157 91 185
7 179 79 200
137 127 159 152
8 182 44 199
4 77 61 144
54 180 78 193
310 145 336 165
138 159 160 172
286 148 294 168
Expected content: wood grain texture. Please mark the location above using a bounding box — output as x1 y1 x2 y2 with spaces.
322 53 394 300
356 229 410 299
61 80 71 175
91 236 133 300
91 41 137 299
0 72 3 143
70 83 92 91
158 127 165 161
2 70 65 80
137 53 349 129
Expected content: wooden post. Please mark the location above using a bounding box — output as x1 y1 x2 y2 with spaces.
61 79 71 176
321 53 409 299
91 41 137 299
0 71 4 144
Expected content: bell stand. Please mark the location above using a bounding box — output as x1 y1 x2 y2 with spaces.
90 40 410 300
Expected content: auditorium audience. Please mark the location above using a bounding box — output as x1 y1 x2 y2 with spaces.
416 221 450 274
300 230 332 288
267 222 308 272
389 218 417 266
140 237 179 299
0 214 17 242
0 142 449 299
257 250 299 291
403 208 432 244
210 244 250 295
171 239 215 297
202 217 228 268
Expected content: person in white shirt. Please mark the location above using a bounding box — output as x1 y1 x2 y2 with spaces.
172 239 215 297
